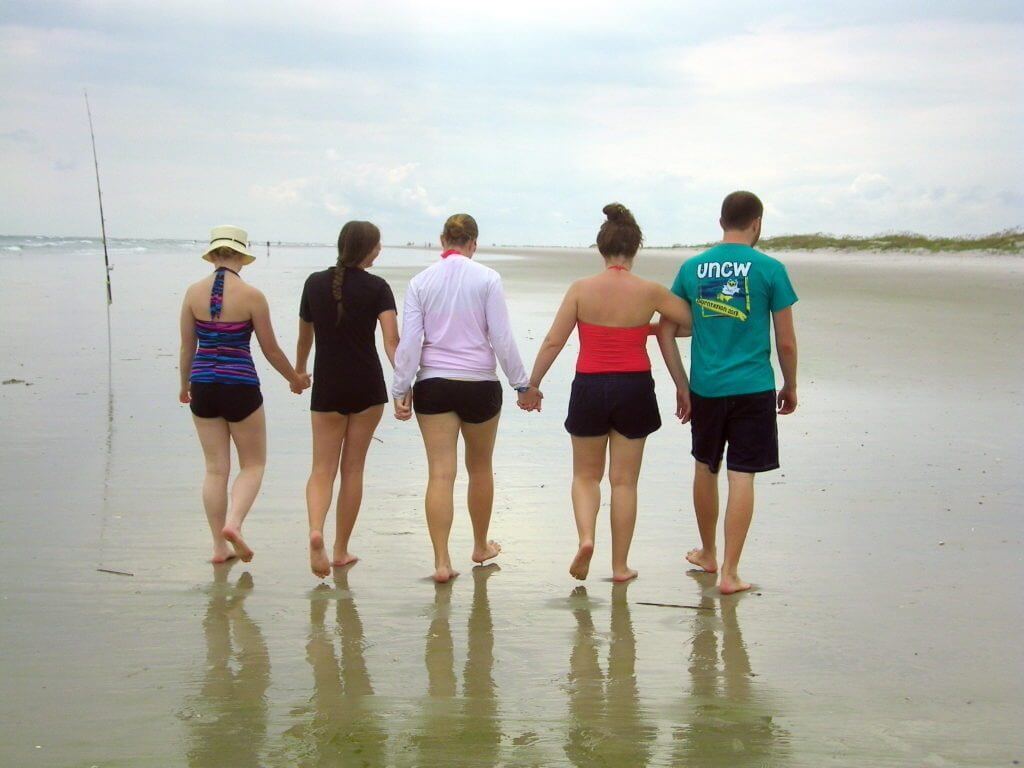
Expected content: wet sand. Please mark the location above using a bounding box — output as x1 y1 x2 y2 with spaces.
1 241 1022 766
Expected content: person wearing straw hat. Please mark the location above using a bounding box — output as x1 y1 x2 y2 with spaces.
179 225 311 564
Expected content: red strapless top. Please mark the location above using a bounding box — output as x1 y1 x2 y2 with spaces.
576 321 653 373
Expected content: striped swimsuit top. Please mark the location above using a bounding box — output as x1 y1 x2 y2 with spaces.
189 267 260 386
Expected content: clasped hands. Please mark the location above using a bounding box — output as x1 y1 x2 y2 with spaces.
516 386 543 412
290 371 312 394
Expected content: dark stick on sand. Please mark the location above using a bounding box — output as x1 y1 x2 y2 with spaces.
636 601 714 610
84 89 112 305
97 568 134 577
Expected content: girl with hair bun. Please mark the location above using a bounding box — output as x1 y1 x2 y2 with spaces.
526 203 693 582
392 213 541 583
296 220 400 578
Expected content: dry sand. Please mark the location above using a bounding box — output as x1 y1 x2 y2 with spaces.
0 242 1021 766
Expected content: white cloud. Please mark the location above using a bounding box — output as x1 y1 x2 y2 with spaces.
0 6 1020 242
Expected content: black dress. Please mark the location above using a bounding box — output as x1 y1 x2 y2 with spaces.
299 267 397 414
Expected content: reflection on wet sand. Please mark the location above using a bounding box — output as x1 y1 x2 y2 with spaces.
564 583 657 767
185 567 270 768
672 572 790 766
409 565 501 767
282 567 386 766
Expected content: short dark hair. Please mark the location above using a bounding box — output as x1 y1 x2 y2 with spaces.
596 203 643 257
720 191 763 230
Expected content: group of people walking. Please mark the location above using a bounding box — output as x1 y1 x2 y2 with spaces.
178 191 798 594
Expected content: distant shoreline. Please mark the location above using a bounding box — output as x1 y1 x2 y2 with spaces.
3 229 1022 254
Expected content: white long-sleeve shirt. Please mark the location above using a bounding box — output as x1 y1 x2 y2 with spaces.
392 254 529 397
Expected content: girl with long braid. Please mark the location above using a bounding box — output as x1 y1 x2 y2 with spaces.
296 221 400 578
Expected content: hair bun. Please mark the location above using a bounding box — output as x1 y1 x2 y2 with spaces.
602 202 633 224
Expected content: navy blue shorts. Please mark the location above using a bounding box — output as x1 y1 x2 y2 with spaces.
565 372 661 440
691 390 778 473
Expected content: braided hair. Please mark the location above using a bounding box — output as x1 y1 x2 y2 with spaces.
332 220 381 324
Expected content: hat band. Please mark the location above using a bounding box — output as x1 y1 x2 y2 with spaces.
211 237 249 249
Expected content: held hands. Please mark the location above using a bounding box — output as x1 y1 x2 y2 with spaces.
290 371 312 395
675 387 691 424
777 386 797 415
517 386 543 412
394 392 413 421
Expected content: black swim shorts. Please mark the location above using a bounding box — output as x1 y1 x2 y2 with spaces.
189 382 264 423
413 378 502 423
690 389 778 474
564 372 661 440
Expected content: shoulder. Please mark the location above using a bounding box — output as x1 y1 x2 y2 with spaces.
306 267 332 283
467 259 500 280
750 248 786 271
359 269 390 289
240 281 268 305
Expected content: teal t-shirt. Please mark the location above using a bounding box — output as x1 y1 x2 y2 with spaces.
670 243 797 398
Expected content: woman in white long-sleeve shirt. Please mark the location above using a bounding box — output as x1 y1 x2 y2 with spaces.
392 213 541 583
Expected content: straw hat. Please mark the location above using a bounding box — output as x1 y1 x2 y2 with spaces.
201 224 255 264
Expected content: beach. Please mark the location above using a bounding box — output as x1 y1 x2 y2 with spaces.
1 238 1022 767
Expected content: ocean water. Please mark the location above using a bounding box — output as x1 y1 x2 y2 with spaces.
0 237 1021 766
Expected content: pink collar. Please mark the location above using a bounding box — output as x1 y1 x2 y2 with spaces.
441 249 463 259
607 265 629 271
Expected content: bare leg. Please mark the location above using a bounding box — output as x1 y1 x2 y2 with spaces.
416 412 462 583
569 435 608 580
608 430 644 582
461 414 502 564
335 405 384 566
686 460 720 573
307 411 347 578
221 406 267 562
193 416 234 562
720 470 755 594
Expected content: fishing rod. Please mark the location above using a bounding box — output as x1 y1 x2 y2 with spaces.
84 89 112 305
85 89 120 577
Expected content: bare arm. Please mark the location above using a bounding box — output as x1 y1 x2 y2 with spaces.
378 309 399 368
296 319 314 375
772 306 798 414
653 285 692 336
529 284 578 390
179 293 197 402
656 318 692 423
250 289 304 387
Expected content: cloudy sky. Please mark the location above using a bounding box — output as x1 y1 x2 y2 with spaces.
1 1 1021 245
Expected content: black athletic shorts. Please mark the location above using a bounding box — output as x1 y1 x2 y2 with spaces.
413 378 502 423
565 372 661 440
691 389 778 474
189 382 264 423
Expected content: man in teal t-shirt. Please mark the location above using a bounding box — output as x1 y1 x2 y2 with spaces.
658 191 799 595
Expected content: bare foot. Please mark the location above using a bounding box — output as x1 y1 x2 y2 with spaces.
210 548 237 564
222 526 253 562
569 541 594 580
685 547 718 573
472 540 502 564
612 567 639 583
309 531 331 579
332 550 359 568
719 573 751 595
433 565 460 584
